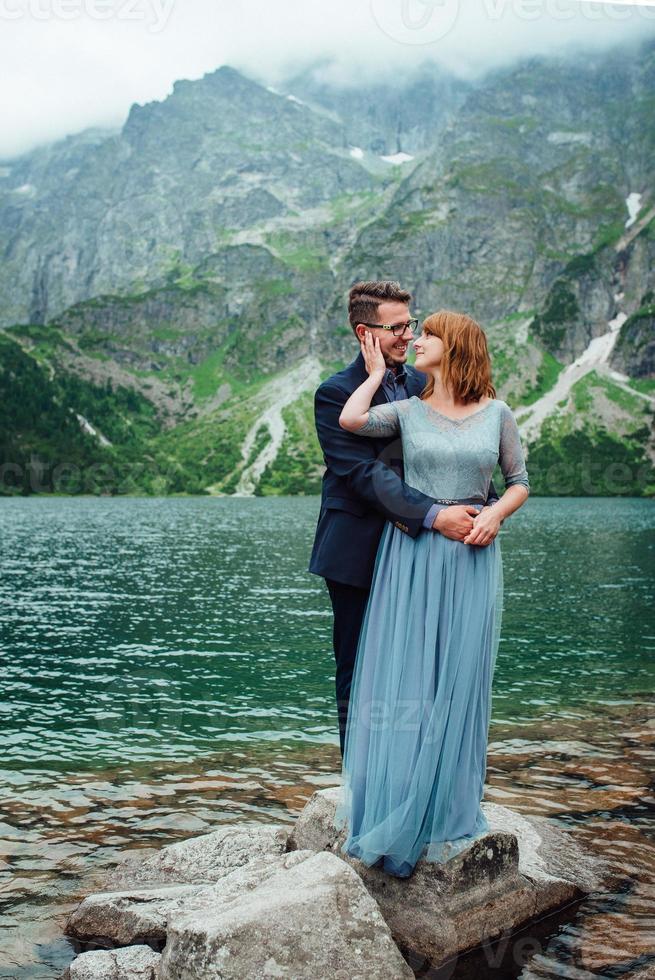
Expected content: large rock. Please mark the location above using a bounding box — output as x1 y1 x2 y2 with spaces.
105 823 289 890
63 792 611 978
158 850 413 980
61 944 161 980
288 787 610 969
66 881 214 948
66 848 305 948
66 824 291 949
482 800 603 903
65 846 413 980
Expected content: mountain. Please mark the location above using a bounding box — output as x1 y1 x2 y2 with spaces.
280 60 471 155
0 65 374 327
1 40 654 498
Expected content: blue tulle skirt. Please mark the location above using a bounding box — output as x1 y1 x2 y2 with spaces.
334 516 504 878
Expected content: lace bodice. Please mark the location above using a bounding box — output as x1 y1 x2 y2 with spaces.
355 396 529 501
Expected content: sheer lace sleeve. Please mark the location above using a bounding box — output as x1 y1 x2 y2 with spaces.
499 402 530 492
354 401 401 437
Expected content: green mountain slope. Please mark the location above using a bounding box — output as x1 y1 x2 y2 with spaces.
1 40 653 497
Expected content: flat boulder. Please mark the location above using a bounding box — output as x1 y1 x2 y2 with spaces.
482 801 604 904
65 849 310 948
287 786 611 969
105 823 289 890
159 849 413 980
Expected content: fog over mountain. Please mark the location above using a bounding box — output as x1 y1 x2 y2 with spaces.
2 0 655 158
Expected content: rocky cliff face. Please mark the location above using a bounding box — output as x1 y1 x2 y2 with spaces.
0 65 373 327
1 40 653 497
332 46 654 348
280 60 471 155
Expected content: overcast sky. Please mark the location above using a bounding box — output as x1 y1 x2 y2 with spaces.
2 0 655 159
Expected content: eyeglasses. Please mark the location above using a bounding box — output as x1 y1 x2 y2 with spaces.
360 318 419 337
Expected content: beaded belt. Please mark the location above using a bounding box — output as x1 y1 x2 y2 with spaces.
433 496 487 505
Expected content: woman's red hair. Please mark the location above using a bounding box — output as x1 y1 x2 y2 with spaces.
420 310 496 404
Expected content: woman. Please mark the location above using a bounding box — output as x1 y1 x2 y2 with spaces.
333 309 530 878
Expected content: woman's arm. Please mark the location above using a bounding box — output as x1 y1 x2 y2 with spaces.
314 382 438 537
464 402 530 546
477 483 529 526
339 332 387 431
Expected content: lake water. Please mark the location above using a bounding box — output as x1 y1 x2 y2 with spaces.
0 496 653 978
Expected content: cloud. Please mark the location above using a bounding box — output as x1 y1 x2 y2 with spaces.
1 0 654 159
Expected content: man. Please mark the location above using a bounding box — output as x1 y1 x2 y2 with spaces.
308 280 500 756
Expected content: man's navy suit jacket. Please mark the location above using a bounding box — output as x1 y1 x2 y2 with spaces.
308 352 440 590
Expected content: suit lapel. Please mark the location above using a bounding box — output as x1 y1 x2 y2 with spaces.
372 385 389 406
346 352 389 404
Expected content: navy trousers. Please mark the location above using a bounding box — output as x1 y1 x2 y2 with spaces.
325 578 370 757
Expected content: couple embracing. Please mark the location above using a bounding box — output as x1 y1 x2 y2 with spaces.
308 280 530 879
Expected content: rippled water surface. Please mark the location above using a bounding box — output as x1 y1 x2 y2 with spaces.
0 496 653 978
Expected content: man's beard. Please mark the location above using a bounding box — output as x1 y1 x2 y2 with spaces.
385 347 408 368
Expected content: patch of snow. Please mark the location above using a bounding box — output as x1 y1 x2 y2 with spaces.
546 131 592 146
613 292 624 302
615 203 655 253
286 94 306 106
576 329 620 367
14 183 35 195
349 146 364 160
266 86 281 95
608 311 627 333
380 152 414 165
234 357 323 496
515 317 627 445
513 318 531 345
75 413 112 447
625 191 642 229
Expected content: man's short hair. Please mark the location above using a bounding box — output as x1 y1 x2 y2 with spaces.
348 280 411 332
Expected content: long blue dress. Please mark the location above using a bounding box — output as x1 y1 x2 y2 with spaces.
333 396 530 878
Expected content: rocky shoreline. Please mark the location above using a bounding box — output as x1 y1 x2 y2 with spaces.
61 786 612 979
